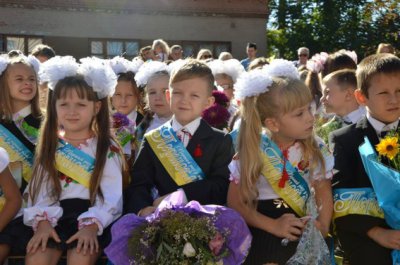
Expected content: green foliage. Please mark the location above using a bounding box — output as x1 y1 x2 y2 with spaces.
266 0 400 60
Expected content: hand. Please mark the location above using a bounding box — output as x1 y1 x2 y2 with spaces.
314 219 329 237
27 220 61 254
271 213 305 241
66 224 99 255
138 206 156 217
368 226 400 250
153 194 169 207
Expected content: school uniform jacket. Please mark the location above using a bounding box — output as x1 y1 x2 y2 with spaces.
125 119 234 214
329 116 392 264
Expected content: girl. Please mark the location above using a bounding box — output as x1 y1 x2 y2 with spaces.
110 57 143 159
24 56 125 265
228 67 334 265
152 39 170 62
134 61 172 150
0 55 41 192
0 148 23 264
0 55 41 261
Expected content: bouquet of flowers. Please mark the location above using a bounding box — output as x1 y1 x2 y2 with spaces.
111 112 135 148
359 135 400 264
105 191 251 265
315 116 342 145
202 90 231 130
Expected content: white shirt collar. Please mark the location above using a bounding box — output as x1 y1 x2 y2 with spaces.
366 112 399 134
126 110 137 124
171 116 201 136
12 105 32 121
343 106 366 124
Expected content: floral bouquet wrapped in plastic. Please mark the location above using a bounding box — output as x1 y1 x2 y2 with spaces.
111 112 135 148
105 190 252 265
359 136 400 264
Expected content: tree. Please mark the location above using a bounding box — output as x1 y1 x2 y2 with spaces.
266 0 400 60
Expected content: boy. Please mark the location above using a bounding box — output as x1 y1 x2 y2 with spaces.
125 60 234 215
317 69 365 144
330 53 400 265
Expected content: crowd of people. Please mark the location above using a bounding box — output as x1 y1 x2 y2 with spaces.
0 38 399 265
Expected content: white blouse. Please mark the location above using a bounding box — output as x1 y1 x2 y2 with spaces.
145 114 171 133
0 148 9 173
23 138 123 235
229 136 334 200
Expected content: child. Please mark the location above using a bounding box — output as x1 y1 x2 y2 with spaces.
318 69 365 144
125 59 234 215
207 59 244 117
0 148 23 264
0 55 41 193
109 56 143 158
152 39 170 62
23 56 125 265
330 53 400 265
134 61 172 144
228 67 334 265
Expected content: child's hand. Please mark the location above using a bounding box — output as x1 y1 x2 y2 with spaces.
314 219 329 237
27 220 61 254
271 213 305 241
66 224 99 255
138 206 156 217
367 226 400 250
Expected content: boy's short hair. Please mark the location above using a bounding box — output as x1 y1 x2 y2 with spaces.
357 53 400 97
323 69 357 90
169 59 214 95
247 42 257 50
31 44 56 59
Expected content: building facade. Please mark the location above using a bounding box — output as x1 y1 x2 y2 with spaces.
0 0 268 60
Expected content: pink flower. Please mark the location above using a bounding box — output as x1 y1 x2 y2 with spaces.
209 232 225 256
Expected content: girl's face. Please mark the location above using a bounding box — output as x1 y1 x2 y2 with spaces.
8 63 37 112
146 76 172 118
56 89 100 138
154 45 163 54
267 103 314 146
112 81 138 115
215 75 234 100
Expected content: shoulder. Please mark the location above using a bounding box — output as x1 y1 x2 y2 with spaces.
202 120 232 142
329 122 358 143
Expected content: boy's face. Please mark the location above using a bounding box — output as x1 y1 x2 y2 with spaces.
358 73 400 123
167 77 214 126
321 79 350 116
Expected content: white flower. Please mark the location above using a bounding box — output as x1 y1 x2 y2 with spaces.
207 59 245 83
0 55 8 76
182 242 196 257
264 59 300 80
234 68 273 100
135 61 168 87
39 56 79 89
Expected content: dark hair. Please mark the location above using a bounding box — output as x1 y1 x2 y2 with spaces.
31 44 56 59
169 59 214 95
7 50 23 58
321 51 357 78
247 43 257 50
30 76 121 204
323 69 357 90
357 53 400 97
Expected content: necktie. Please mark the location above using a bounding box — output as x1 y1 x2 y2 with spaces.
177 128 192 147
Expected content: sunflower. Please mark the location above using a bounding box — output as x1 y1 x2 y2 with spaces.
376 136 399 160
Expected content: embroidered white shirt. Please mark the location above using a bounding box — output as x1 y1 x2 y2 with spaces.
12 105 32 122
229 136 334 200
0 148 9 173
23 138 123 235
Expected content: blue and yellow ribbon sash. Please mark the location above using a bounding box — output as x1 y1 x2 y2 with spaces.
55 139 95 189
146 125 205 186
0 124 33 182
259 135 310 217
333 188 384 220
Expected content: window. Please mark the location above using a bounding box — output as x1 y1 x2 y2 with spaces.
2 35 43 54
90 39 140 59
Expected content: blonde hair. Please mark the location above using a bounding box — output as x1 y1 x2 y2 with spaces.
0 56 41 121
238 78 326 208
152 39 170 55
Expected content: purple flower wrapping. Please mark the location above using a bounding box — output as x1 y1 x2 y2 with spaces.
105 191 251 265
